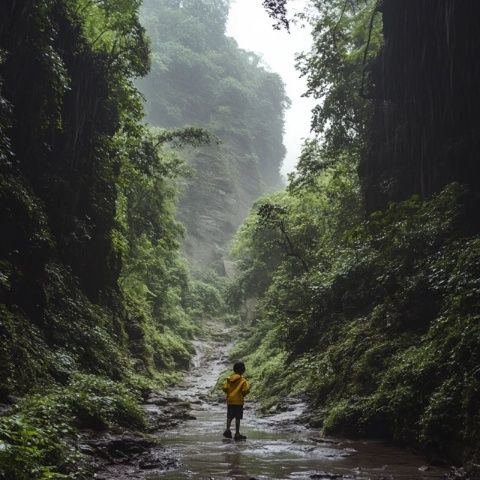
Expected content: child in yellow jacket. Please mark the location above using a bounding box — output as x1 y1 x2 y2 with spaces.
222 361 250 440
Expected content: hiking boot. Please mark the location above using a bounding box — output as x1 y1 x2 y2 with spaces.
234 433 247 441
223 429 232 438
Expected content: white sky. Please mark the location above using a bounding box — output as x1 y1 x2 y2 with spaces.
226 0 317 176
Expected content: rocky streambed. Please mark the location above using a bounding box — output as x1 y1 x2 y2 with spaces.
90 326 458 480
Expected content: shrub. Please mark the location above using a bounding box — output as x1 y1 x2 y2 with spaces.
0 374 146 479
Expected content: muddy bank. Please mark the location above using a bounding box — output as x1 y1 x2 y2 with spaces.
86 391 188 479
85 431 176 479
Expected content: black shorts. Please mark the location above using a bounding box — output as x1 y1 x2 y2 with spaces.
227 404 244 420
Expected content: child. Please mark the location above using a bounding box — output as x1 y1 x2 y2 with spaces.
222 361 250 440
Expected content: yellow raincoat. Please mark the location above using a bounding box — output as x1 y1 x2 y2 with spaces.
222 373 250 405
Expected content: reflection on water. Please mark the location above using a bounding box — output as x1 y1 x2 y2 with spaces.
149 328 448 480
151 397 448 479
225 451 248 478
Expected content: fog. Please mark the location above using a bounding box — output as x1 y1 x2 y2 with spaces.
227 0 317 175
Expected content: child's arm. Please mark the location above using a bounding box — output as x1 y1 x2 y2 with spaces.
242 379 250 396
222 379 228 393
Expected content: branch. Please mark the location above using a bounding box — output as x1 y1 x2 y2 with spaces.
278 222 310 272
262 0 290 31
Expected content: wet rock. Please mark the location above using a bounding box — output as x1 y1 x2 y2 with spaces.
310 473 352 479
310 436 341 445
143 396 194 432
78 443 96 455
147 416 180 431
165 396 183 403
88 432 178 479
86 433 157 460
145 393 168 406
297 409 325 428
446 464 480 480
138 450 178 470
95 453 178 480
446 467 466 479
308 414 324 428
311 474 361 480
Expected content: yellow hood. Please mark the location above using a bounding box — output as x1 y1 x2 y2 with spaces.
222 373 250 405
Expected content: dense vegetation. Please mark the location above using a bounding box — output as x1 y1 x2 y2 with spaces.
138 0 289 271
0 0 233 477
229 0 480 465
1 0 480 476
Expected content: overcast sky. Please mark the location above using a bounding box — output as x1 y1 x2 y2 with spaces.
226 0 316 175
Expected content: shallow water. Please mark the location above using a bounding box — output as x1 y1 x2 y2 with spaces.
148 328 448 480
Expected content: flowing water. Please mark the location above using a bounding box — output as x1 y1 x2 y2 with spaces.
146 325 449 480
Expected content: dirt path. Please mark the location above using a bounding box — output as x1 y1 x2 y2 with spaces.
93 322 450 480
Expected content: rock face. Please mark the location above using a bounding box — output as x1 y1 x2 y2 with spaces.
138 0 288 271
177 142 278 271
362 1 480 214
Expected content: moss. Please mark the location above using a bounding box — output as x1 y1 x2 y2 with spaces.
0 304 55 396
149 325 194 371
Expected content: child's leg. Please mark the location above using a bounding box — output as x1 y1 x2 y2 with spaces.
235 417 241 434
223 410 233 438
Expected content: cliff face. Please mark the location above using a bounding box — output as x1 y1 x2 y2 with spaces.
362 0 480 217
0 0 150 396
138 0 288 271
0 0 200 398
177 139 278 271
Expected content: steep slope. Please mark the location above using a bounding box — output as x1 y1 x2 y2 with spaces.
0 1 212 476
362 0 480 216
138 0 289 271
0 0 198 399
227 0 480 465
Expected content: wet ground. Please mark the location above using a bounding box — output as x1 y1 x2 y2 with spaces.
148 325 448 480
88 324 454 480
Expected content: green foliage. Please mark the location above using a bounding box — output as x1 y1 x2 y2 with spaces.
0 3 220 478
75 0 150 77
232 176 480 461
138 0 289 267
116 126 219 375
227 1 479 463
140 0 288 148
188 279 225 318
1 0 241 477
0 374 144 479
1 0 251 413
295 0 381 168
62 373 145 430
0 0 152 398
0 256 134 396
230 155 361 309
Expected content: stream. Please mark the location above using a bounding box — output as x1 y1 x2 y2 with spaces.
95 323 450 480
152 324 449 480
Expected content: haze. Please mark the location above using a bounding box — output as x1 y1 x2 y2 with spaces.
227 0 316 176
